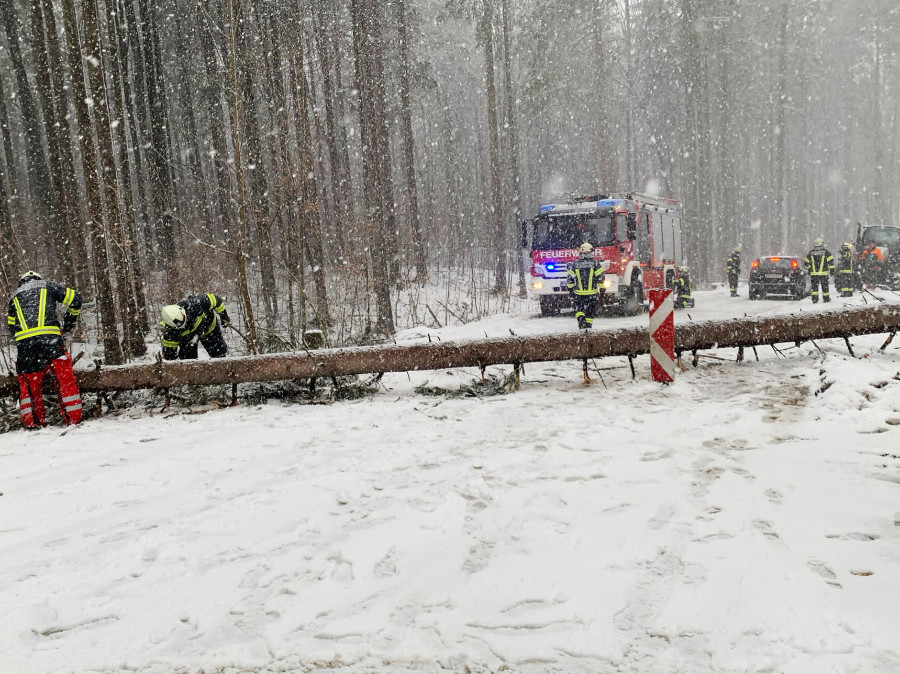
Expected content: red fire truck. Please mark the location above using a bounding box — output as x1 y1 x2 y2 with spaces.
522 192 684 316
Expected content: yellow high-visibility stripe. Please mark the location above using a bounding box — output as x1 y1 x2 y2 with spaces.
7 316 15 324
67 307 81 316
37 288 47 328
14 326 61 340
13 298 27 330
63 288 75 305
207 293 218 310
162 339 180 348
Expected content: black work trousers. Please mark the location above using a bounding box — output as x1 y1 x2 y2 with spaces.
175 324 228 359
810 275 831 303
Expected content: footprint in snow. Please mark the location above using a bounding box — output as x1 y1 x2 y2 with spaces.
808 558 841 588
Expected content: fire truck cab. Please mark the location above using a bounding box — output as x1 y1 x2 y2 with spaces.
522 192 684 316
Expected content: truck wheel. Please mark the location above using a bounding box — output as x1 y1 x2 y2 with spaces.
539 296 560 317
620 278 643 316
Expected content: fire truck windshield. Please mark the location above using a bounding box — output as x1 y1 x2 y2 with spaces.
532 213 616 251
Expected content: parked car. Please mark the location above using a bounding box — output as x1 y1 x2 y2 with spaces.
748 255 811 300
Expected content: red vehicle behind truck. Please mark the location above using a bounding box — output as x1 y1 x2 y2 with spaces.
522 192 684 316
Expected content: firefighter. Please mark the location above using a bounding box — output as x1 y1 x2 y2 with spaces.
836 242 856 297
566 242 604 329
160 293 232 360
7 271 84 428
804 237 835 304
674 265 694 309
726 245 742 297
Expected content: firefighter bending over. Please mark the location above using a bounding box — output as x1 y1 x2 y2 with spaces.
804 237 835 304
674 266 694 309
836 242 856 297
7 271 84 428
160 293 232 360
726 245 742 297
566 242 604 329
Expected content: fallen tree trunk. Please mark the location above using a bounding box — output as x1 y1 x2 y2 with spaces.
2 304 899 396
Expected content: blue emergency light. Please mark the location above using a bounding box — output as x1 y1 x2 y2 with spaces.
546 263 557 271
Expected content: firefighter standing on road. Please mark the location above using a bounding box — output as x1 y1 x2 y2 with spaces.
674 265 694 309
726 246 742 297
804 237 835 304
160 293 232 360
7 271 84 428
836 242 856 297
566 243 604 329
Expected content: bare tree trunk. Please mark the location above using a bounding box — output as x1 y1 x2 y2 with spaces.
312 0 350 255
31 0 78 286
112 0 150 331
351 0 395 335
500 0 525 297
142 0 178 294
0 69 14 284
17 304 900 397
76 0 123 364
774 2 789 251
291 42 332 328
482 0 506 293
104 0 147 356
227 0 259 354
396 0 426 282
0 0 57 264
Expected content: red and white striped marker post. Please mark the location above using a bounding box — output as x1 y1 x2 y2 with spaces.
649 289 675 383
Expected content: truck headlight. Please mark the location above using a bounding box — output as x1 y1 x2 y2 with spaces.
532 282 543 290
603 278 613 289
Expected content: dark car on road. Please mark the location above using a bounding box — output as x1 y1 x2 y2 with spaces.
748 255 811 300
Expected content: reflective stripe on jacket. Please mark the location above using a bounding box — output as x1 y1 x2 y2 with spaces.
7 280 83 342
566 258 604 296
804 248 835 276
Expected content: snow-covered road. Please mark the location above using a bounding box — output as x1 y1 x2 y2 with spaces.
2 286 900 673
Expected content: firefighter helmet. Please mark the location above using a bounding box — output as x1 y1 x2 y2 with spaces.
733 245 742 253
579 242 593 254
678 265 689 273
813 237 824 247
160 304 186 328
18 270 42 285
841 241 852 250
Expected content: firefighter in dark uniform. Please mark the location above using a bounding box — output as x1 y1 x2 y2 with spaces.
7 271 84 428
160 293 232 360
836 242 856 297
674 265 694 309
566 242 604 329
726 245 742 297
804 237 835 304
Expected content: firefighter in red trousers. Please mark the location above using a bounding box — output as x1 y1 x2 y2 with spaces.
7 271 84 428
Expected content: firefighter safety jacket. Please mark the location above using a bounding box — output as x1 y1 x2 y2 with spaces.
7 279 82 342
726 252 741 275
161 293 231 360
837 249 855 275
675 273 692 302
804 247 835 276
566 258 604 296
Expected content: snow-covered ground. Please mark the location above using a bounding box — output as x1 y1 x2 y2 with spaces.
2 286 900 673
